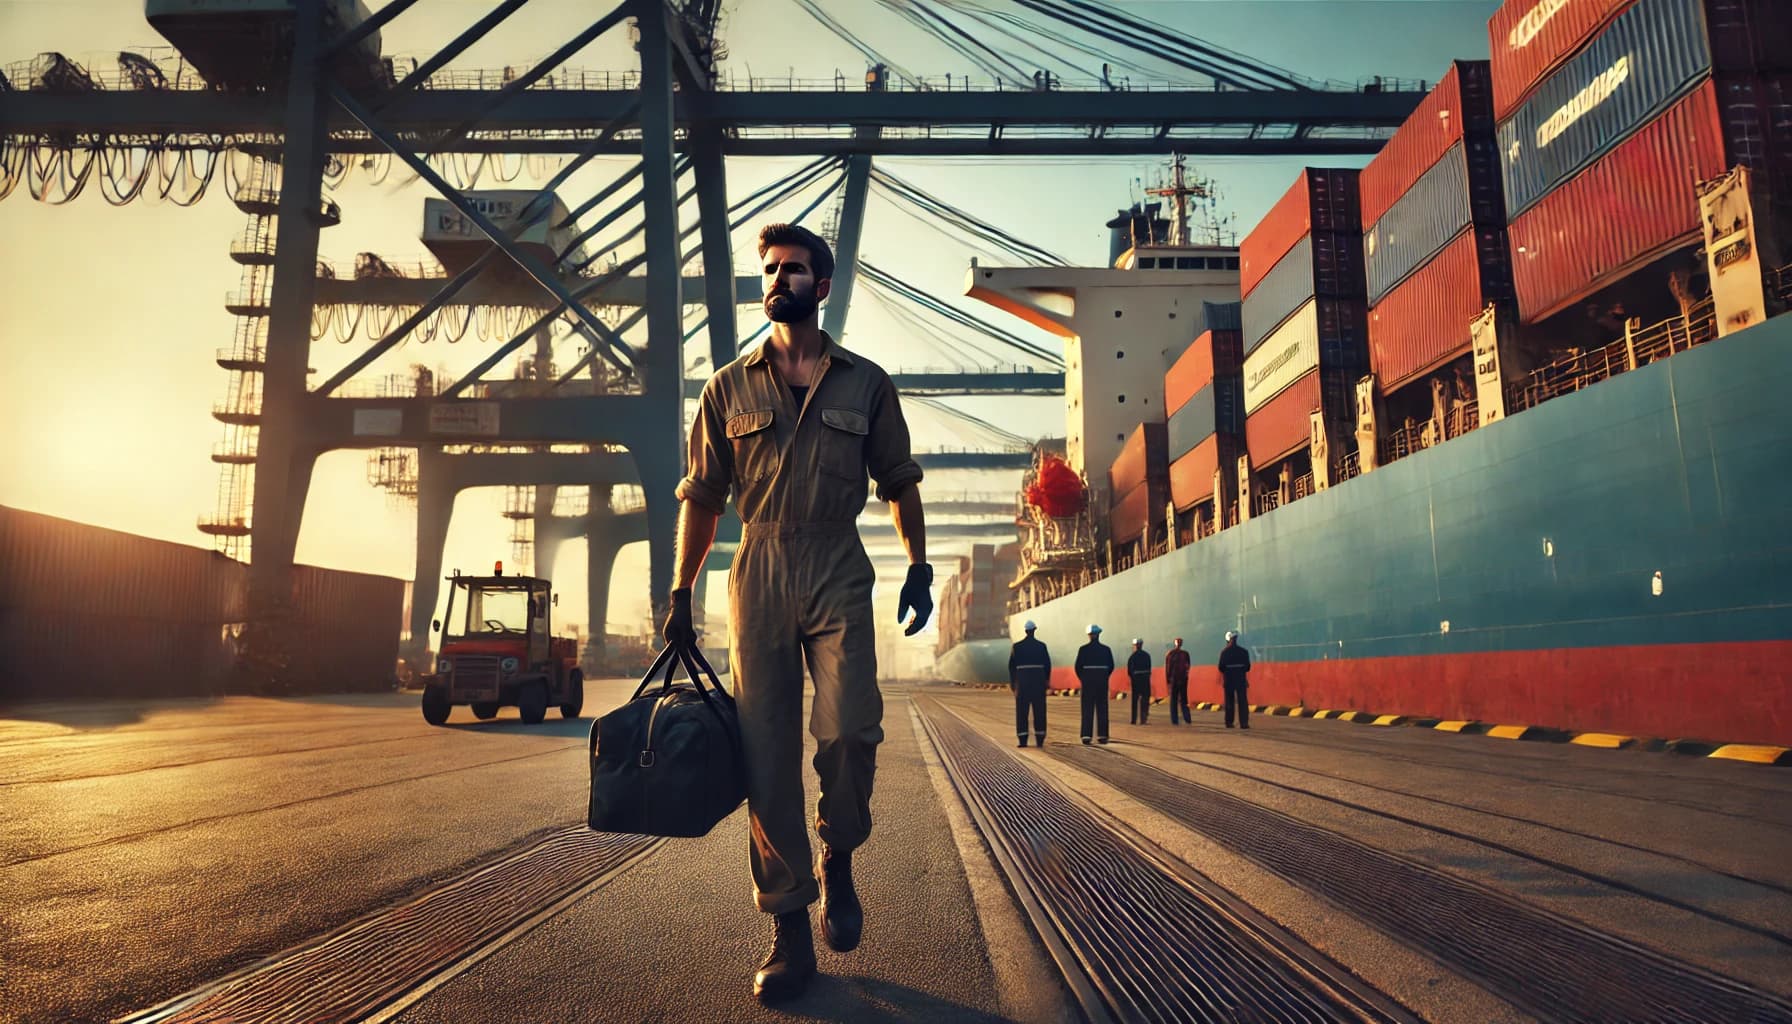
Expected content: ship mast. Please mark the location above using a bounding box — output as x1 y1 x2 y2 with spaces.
1144 153 1233 247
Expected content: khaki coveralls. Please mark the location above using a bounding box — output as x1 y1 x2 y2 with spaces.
677 333 923 914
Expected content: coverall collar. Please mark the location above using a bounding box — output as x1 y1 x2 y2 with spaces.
745 329 856 368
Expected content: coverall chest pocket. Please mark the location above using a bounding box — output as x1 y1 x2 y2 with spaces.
726 409 777 482
817 407 869 481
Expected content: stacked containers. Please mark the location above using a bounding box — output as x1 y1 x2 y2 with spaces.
1164 323 1245 515
1491 0 1792 321
1107 422 1169 547
1360 62 1516 393
1239 169 1369 469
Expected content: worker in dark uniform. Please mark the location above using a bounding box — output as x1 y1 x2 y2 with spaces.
1127 638 1152 725
1165 637 1191 724
666 223 932 1003
1219 630 1251 729
1074 625 1113 744
1008 620 1051 748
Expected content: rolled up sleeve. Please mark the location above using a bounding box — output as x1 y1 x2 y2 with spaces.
866 372 924 502
674 381 732 514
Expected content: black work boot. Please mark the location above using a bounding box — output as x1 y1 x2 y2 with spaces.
1018 735 1029 748
818 846 863 953
753 909 817 1003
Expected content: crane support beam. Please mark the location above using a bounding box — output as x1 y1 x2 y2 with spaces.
313 273 760 308
2 89 1422 148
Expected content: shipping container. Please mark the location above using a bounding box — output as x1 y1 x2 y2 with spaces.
1489 0 1791 122
1488 0 1630 121
1368 226 1516 391
1107 422 1169 500
1242 232 1367 354
1244 368 1357 468
1243 297 1370 414
1508 81 1726 322
1239 169 1362 298
1498 0 1712 219
1202 300 1244 333
1361 62 1497 226
1165 328 1244 415
289 564 405 692
1170 432 1240 511
1108 476 1169 547
1715 73 1792 228
1168 378 1244 457
1364 136 1508 302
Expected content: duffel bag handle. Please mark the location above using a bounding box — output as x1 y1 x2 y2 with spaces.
628 644 681 702
666 642 734 713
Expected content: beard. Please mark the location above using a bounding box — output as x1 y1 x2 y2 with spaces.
765 287 819 324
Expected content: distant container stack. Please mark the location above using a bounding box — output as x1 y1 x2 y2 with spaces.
1490 0 1792 322
1239 169 1369 473
1164 320 1245 532
1106 422 1169 554
1359 61 1515 396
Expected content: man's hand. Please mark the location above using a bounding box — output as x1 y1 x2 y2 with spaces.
662 588 696 647
896 562 933 637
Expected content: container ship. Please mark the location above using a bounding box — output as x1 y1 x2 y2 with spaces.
945 0 1792 747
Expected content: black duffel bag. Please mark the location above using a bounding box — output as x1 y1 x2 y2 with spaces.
587 642 746 838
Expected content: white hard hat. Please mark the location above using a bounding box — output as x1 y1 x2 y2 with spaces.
1024 620 1037 630
1132 637 1142 645
1087 624 1102 634
1225 630 1238 642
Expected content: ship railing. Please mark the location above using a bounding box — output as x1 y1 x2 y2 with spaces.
1293 473 1315 500
1252 490 1282 517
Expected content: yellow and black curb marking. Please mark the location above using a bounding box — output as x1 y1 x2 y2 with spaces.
949 683 1791 766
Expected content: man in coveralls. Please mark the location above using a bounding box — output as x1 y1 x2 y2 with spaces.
1008 620 1051 748
1127 638 1152 725
1165 637 1191 724
1219 630 1252 729
1074 625 1114 744
664 223 933 1003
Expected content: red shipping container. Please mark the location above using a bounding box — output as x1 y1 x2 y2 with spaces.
1107 422 1169 499
1488 0 1630 122
1244 369 1356 467
1360 62 1496 227
1489 0 1792 123
1240 169 1362 299
1169 433 1239 511
1108 478 1168 546
1508 81 1726 323
1367 226 1515 391
1164 329 1244 416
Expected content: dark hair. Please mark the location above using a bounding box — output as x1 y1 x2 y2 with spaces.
757 223 835 281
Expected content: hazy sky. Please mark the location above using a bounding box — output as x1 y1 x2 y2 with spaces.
0 0 1497 638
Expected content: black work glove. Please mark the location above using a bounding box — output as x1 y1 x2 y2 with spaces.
897 562 934 637
662 588 696 648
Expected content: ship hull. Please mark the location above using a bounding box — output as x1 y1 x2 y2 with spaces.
1010 313 1792 746
936 637 1013 686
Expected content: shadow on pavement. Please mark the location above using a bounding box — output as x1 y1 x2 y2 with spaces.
778 974 1017 1023
437 716 592 739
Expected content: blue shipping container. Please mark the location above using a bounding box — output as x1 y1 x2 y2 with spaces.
1366 142 1472 303
1168 379 1244 458
1202 300 1243 333
1498 0 1711 218
1242 233 1364 355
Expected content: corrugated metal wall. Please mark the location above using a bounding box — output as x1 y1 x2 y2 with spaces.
1361 62 1493 226
1168 379 1244 458
1498 0 1711 218
1245 369 1358 468
0 506 405 701
1243 232 1367 355
1508 82 1726 322
1165 329 1244 415
1240 169 1361 299
1368 227 1514 390
1488 0 1632 121
1108 422 1169 498
1170 433 1239 511
1365 144 1474 303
